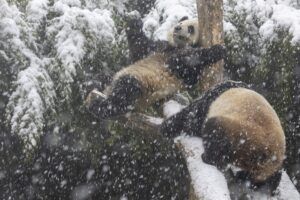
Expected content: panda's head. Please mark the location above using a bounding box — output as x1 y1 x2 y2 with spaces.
168 17 199 48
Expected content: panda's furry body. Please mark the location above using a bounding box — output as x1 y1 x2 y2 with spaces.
161 81 286 193
86 17 225 119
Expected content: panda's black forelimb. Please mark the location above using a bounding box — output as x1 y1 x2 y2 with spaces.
160 81 248 138
167 44 226 85
125 15 152 62
168 44 226 68
201 116 233 169
160 108 190 138
88 75 143 119
197 44 226 66
125 13 174 63
160 88 214 138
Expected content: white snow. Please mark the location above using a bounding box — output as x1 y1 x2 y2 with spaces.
48 2 115 71
145 115 164 125
278 172 300 200
1 0 55 152
7 60 56 151
178 137 231 200
1 0 119 154
71 184 96 200
0 1 25 45
0 0 120 155
46 0 116 100
163 100 186 118
26 0 49 31
267 4 300 44
225 0 300 44
235 0 300 43
86 169 95 181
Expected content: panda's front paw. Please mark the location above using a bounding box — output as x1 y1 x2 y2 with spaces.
212 44 226 59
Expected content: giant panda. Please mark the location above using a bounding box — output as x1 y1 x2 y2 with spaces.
85 17 225 119
125 14 198 63
161 80 286 193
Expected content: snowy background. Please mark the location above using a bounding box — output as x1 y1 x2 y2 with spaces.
1 0 300 199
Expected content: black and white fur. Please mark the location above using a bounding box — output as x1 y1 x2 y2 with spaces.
85 16 225 119
161 80 286 194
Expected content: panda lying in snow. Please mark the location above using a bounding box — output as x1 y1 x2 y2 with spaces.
85 16 225 119
161 80 286 194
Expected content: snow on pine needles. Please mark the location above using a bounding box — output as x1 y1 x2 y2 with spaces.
46 0 116 102
1 0 118 155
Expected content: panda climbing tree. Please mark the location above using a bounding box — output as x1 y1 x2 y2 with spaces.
84 16 225 119
84 0 226 120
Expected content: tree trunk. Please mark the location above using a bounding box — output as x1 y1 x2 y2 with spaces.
186 1 225 198
196 0 224 92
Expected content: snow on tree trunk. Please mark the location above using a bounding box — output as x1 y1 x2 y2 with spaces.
178 137 230 200
178 137 300 200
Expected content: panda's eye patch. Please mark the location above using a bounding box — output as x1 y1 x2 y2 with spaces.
188 25 195 34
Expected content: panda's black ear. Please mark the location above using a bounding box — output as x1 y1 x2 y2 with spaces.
179 16 189 22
